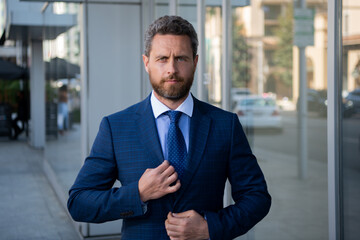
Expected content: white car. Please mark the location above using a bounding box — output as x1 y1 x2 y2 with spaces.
233 95 283 130
231 88 252 100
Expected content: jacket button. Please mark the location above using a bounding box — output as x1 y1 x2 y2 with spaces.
120 211 134 217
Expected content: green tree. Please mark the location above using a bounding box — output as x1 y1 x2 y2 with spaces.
232 14 251 88
273 4 294 87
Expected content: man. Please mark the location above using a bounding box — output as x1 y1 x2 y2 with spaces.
68 15 271 240
57 85 69 135
11 91 29 140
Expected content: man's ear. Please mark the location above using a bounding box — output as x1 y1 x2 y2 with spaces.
142 54 149 73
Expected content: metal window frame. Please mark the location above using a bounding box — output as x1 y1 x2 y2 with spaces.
140 0 155 99
169 0 178 15
327 0 342 239
221 0 231 111
197 0 206 101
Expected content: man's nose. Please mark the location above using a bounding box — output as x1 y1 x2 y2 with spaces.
167 59 178 75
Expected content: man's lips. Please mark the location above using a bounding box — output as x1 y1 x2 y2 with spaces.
164 79 182 83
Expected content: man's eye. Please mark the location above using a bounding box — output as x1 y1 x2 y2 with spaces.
176 57 185 62
158 57 167 62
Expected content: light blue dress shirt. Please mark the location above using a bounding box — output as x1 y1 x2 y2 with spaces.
150 91 193 160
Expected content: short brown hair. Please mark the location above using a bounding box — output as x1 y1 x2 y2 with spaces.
144 15 198 59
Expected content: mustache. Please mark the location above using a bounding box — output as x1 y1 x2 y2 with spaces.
163 75 184 82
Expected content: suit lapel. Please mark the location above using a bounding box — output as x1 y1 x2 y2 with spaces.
173 97 211 207
136 95 164 167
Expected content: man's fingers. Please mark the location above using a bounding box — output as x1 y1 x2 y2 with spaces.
166 211 184 225
166 210 209 240
165 217 183 237
162 164 176 177
166 229 182 238
165 171 178 184
166 212 179 224
155 160 170 173
171 209 194 218
167 180 181 193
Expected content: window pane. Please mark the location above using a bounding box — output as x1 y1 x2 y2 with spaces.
231 1 328 239
205 5 222 106
263 5 281 20
43 2 82 192
341 0 360 239
155 0 169 18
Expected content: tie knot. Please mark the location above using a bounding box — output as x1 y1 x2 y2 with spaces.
166 110 182 123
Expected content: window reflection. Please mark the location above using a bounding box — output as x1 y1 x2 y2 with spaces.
43 2 82 192
341 0 360 238
205 6 222 105
228 1 328 239
263 4 282 20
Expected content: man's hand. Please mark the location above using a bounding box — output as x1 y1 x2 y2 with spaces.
138 160 181 202
165 210 210 240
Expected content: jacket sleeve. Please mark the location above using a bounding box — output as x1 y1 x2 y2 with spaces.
67 117 145 223
204 114 271 239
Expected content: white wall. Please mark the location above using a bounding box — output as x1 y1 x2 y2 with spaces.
81 2 142 237
85 4 142 149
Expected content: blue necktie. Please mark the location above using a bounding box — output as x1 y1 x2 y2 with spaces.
166 111 187 178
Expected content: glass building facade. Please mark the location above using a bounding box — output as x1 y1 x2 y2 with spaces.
341 0 360 239
1 0 359 239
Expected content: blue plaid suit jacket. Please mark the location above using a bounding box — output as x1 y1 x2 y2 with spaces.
68 95 271 240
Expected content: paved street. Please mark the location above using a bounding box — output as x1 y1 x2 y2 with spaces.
254 147 328 240
250 111 360 164
250 111 327 163
251 111 360 239
0 137 80 240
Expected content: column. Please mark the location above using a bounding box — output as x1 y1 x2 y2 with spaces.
29 40 45 148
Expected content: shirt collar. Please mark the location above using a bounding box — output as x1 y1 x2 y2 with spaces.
150 90 193 118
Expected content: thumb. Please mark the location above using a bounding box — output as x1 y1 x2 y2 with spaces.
172 210 193 218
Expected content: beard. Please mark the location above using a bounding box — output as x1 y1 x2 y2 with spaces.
150 72 194 101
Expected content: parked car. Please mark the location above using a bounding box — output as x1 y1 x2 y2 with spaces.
231 88 252 99
345 88 360 113
233 95 282 130
297 88 355 118
297 89 327 116
231 88 252 110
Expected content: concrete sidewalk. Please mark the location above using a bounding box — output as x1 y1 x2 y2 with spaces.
0 137 80 240
253 147 328 240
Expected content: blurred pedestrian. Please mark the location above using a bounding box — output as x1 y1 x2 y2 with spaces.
57 85 68 135
11 91 29 140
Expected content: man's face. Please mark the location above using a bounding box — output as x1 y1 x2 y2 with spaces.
143 34 198 101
